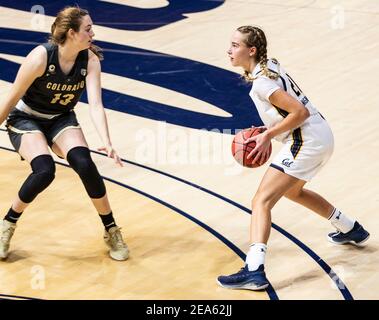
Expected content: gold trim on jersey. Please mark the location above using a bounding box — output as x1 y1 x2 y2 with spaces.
290 128 303 159
274 106 289 118
272 103 289 118
51 125 82 143
46 80 85 92
7 125 42 135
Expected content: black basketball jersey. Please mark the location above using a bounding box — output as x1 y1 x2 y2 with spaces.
22 42 89 115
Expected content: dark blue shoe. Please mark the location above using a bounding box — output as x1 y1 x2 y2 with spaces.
327 221 370 245
217 265 269 290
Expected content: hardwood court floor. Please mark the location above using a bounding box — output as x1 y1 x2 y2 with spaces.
0 0 378 299
0 149 269 300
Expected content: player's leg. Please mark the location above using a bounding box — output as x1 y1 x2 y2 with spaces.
250 167 300 244
284 179 333 218
52 128 110 215
218 167 300 290
1 132 55 258
52 127 128 260
284 181 369 245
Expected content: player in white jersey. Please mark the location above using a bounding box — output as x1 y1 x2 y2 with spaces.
250 58 335 181
217 26 369 291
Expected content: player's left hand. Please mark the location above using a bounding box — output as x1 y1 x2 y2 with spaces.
98 145 124 167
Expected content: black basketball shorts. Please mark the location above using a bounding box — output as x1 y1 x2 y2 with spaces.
6 109 81 152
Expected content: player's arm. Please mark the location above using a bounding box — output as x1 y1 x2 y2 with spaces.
247 79 309 164
264 89 310 140
86 50 123 166
0 45 46 125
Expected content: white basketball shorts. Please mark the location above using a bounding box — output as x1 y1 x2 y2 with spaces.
270 113 334 181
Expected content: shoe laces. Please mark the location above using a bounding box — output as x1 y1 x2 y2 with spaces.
231 266 248 276
1 223 15 243
109 227 126 249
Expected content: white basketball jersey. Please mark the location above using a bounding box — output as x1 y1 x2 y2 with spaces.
249 59 319 142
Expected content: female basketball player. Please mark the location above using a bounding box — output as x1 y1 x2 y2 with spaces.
217 26 370 290
0 7 129 261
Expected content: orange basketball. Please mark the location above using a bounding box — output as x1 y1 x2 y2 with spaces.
231 128 272 168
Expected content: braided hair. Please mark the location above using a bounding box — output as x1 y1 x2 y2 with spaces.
237 26 279 82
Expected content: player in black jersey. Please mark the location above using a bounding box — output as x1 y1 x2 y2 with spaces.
0 7 129 261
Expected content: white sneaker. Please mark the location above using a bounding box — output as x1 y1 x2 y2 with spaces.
0 220 17 259
104 226 129 261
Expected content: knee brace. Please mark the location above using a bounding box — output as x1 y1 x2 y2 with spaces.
66 146 106 199
18 154 56 203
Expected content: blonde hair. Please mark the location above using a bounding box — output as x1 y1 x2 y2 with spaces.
237 26 279 82
49 6 103 60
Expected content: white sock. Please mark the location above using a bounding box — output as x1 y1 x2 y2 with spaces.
246 243 267 271
328 208 355 233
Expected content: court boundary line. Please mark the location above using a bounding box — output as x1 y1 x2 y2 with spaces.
0 140 354 300
0 145 278 300
92 148 353 300
0 138 353 299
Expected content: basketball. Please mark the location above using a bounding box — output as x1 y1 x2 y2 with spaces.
231 128 272 168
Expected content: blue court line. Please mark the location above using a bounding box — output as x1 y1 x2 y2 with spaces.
88 149 354 300
0 144 278 300
0 136 353 299
0 293 38 300
94 170 279 300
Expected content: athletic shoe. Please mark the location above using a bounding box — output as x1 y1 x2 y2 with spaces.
217 264 269 290
327 221 369 245
104 226 129 261
0 220 17 259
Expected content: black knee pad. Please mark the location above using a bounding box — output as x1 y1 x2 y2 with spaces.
18 154 56 203
66 146 106 199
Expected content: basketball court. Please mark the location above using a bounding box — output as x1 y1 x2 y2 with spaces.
0 0 378 300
